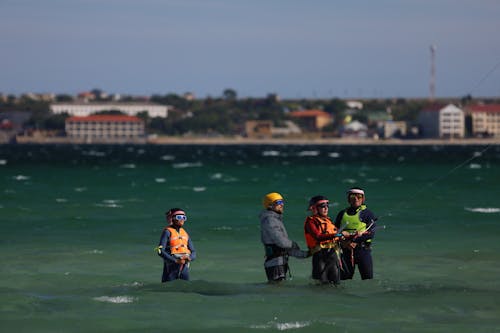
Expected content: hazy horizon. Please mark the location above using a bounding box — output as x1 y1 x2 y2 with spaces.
2 0 499 99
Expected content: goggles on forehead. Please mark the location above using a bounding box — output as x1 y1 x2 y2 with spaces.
273 199 284 206
172 214 187 221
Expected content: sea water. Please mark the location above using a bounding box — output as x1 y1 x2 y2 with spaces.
1 144 499 332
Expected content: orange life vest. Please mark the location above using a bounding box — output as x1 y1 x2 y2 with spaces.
304 215 338 249
166 227 191 255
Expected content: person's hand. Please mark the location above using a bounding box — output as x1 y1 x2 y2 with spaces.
349 242 358 249
310 245 321 255
176 258 186 264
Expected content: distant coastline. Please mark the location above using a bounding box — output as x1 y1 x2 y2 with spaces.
9 134 500 146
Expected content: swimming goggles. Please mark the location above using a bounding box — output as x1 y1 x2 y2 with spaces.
173 214 187 221
316 203 329 208
274 199 284 206
349 193 364 199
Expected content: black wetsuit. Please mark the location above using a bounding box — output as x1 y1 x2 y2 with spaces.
334 207 376 280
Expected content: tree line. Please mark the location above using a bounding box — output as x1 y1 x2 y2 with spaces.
1 89 497 136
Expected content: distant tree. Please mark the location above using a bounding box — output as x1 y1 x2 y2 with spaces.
56 94 74 102
150 93 194 110
43 113 68 130
136 111 149 121
461 94 473 106
223 89 237 101
324 98 347 116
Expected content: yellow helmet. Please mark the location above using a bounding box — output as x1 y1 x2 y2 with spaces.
263 192 283 208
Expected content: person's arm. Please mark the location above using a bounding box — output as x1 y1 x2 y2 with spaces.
157 230 178 262
187 237 196 261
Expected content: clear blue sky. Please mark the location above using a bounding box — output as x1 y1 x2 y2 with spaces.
2 0 499 99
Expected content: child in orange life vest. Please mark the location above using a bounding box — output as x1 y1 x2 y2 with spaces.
157 208 197 282
304 195 341 285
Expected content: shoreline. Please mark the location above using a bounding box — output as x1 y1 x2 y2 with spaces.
148 136 500 146
9 135 500 146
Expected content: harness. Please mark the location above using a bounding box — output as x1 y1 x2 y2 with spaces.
264 244 287 259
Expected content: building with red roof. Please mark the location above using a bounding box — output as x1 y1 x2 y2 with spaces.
65 115 145 141
465 104 500 137
289 109 333 131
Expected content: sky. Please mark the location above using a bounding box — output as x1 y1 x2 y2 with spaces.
1 0 499 99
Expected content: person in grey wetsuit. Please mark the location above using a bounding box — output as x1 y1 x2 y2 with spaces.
259 192 310 282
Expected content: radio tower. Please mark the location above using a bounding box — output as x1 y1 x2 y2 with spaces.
429 45 436 102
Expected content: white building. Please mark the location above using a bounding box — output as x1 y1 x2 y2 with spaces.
346 100 363 110
342 120 368 138
65 115 145 139
383 121 407 138
51 102 169 118
418 104 465 138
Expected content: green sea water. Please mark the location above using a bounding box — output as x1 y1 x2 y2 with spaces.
1 144 500 332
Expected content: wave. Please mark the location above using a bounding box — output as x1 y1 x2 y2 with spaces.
297 150 320 157
82 150 107 157
262 150 280 157
328 152 341 158
120 163 136 169
93 295 136 304
84 249 104 255
96 199 123 208
161 154 175 161
172 162 203 168
465 207 500 213
251 321 311 330
212 226 233 231
193 186 206 192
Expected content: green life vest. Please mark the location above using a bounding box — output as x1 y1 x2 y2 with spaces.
340 205 371 243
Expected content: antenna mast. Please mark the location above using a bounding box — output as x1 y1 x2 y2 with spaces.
429 45 436 102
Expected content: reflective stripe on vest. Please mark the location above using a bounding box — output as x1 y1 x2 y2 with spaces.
167 227 191 255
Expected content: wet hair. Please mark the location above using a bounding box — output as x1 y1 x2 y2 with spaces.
308 195 328 207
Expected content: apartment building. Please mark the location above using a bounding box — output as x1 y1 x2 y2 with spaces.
465 104 500 137
418 104 465 138
65 115 145 139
